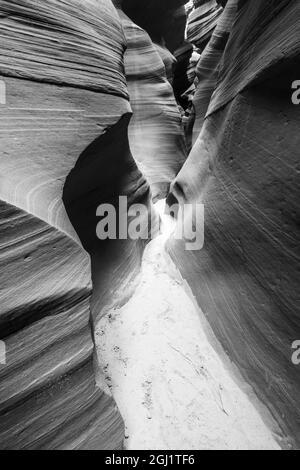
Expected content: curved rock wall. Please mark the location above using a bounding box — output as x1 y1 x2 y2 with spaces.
191 0 237 143
1 0 299 451
0 0 153 449
116 8 187 200
168 0 300 448
121 0 191 108
121 0 187 52
186 0 223 51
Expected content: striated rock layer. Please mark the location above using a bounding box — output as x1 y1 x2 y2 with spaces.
168 0 300 448
121 0 187 53
186 0 223 51
191 0 238 143
0 0 153 449
121 0 191 109
116 7 187 200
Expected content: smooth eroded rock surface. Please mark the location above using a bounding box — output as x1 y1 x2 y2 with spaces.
168 0 300 449
191 0 238 143
116 8 187 200
186 0 223 51
0 0 153 449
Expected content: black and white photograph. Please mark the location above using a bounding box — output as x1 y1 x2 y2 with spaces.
0 0 299 454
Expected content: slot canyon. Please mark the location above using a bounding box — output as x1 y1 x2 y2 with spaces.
0 0 299 450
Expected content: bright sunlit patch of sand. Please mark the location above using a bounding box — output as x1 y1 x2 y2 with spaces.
154 199 176 239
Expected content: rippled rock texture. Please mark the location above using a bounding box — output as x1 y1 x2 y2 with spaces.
121 0 191 109
186 0 223 51
0 0 153 449
168 0 300 448
115 7 187 200
191 0 237 143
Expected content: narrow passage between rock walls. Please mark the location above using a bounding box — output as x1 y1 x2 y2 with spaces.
95 200 280 450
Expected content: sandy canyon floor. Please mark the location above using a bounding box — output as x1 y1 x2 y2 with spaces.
95 201 280 450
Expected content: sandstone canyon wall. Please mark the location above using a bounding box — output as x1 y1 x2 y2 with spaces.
191 0 238 143
121 0 192 109
186 0 223 52
0 0 155 449
115 7 187 200
0 0 299 451
167 0 300 448
121 0 187 52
